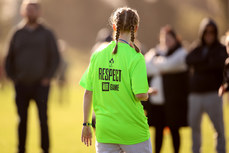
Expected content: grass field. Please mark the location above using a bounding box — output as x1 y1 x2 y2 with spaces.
0 50 229 153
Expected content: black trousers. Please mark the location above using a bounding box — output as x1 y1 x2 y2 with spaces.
15 83 50 153
155 126 180 153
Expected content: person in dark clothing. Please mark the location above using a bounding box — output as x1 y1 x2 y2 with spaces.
186 18 227 153
219 31 229 96
145 25 189 153
4 1 60 153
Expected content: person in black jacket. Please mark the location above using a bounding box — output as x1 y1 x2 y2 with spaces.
4 1 60 153
186 18 227 153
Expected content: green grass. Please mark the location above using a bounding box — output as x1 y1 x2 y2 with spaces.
0 82 95 153
0 49 229 153
1 83 229 153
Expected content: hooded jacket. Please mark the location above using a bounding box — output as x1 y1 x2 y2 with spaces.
186 18 227 93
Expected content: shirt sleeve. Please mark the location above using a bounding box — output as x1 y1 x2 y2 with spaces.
145 49 160 76
130 54 149 95
79 54 95 91
152 48 187 73
5 32 17 81
44 31 60 79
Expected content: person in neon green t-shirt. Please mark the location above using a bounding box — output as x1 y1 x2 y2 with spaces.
80 7 155 153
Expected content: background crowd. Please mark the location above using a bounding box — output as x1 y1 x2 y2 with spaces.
0 0 229 153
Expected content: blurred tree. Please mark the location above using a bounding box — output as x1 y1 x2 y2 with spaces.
1 0 228 52
219 0 229 28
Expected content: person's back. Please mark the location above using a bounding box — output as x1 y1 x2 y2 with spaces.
87 41 149 144
80 7 152 153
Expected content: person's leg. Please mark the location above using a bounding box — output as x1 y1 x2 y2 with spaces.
170 127 180 153
188 94 204 153
204 92 226 153
120 138 152 153
96 141 123 153
15 84 31 153
155 126 164 153
34 84 50 153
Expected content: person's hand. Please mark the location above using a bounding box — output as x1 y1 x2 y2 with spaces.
41 78 50 86
81 126 92 147
218 85 225 97
148 87 158 95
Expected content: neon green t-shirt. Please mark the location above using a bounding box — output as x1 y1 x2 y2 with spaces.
80 41 150 145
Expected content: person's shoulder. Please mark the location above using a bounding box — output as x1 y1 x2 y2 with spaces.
38 23 56 36
93 42 112 54
90 42 113 61
8 25 25 39
118 44 144 62
176 47 188 55
211 42 227 57
188 40 202 52
217 42 226 50
130 50 145 63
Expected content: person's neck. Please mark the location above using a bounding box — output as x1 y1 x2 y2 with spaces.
118 32 131 44
25 22 39 31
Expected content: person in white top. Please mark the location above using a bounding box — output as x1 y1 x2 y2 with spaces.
144 25 189 153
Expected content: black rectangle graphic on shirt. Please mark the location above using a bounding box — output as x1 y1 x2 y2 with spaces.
102 82 109 91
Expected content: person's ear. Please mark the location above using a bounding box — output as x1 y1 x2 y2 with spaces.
113 24 116 31
135 26 138 32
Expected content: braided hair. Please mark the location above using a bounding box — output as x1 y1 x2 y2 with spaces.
110 7 140 54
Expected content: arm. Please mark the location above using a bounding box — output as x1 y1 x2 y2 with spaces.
219 59 229 97
195 47 227 71
135 87 157 101
186 46 227 71
4 33 16 81
145 48 160 76
136 93 148 101
43 31 60 85
152 48 187 73
81 90 93 146
186 48 206 66
131 54 150 100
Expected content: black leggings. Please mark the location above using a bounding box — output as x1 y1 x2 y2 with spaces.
155 126 180 153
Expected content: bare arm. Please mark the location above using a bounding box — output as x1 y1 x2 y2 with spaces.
153 48 187 73
136 93 148 101
135 88 158 101
81 90 93 146
83 90 93 123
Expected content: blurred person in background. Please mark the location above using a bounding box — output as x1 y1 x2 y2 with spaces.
186 18 227 153
0 56 3 89
0 47 7 89
4 0 60 153
56 39 69 104
145 25 188 153
91 27 113 54
219 31 229 97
